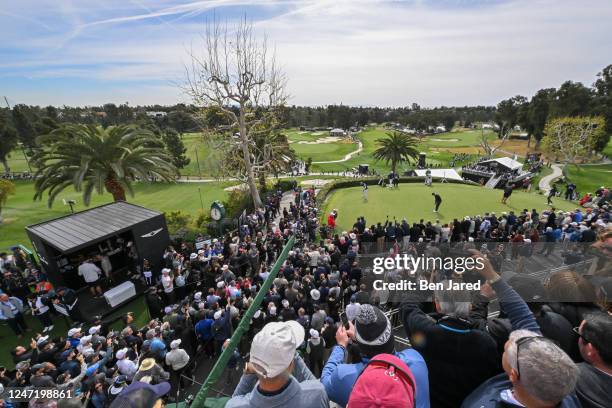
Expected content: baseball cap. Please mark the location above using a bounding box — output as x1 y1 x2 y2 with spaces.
249 321 304 378
67 327 81 337
109 381 171 408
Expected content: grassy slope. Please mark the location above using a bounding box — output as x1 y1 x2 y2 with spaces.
322 183 575 230
564 164 612 194
0 181 230 250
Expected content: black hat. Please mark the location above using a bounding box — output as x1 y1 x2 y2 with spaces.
354 304 394 358
110 381 170 408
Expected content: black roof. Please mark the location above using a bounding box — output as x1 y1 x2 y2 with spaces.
26 202 162 253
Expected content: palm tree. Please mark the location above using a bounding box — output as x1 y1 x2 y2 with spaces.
373 131 419 173
32 124 178 207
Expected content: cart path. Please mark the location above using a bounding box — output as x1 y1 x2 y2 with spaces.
539 164 563 193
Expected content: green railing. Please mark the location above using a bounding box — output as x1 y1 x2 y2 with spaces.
190 236 296 408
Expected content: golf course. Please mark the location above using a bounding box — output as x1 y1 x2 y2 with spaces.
322 183 577 231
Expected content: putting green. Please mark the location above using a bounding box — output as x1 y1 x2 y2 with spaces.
322 183 576 230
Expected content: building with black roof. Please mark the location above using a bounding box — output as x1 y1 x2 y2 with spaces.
26 201 170 291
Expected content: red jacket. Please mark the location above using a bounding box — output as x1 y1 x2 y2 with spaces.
327 214 336 228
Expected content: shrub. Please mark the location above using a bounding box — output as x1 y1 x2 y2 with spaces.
223 189 253 218
164 210 192 235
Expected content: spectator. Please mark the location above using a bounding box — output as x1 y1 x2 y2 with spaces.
226 321 329 408
0 293 28 337
322 304 429 408
574 314 612 408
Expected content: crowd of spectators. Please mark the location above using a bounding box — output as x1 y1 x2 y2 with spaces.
0 182 610 408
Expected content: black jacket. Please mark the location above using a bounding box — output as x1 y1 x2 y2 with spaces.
402 302 502 408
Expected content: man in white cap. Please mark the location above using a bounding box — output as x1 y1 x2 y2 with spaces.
115 347 138 380
165 338 191 398
226 321 328 408
161 268 175 305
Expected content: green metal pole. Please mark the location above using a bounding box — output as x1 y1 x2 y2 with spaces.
190 236 295 408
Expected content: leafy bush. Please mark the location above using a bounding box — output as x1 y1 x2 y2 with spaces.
164 210 192 235
223 189 252 218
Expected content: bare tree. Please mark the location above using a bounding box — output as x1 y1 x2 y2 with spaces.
479 125 510 157
184 18 288 208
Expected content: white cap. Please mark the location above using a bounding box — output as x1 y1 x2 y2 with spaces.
68 327 81 337
253 310 262 319
115 348 128 359
310 289 320 300
194 292 202 300
80 335 92 344
164 306 172 314
170 339 181 349
282 299 289 308
88 325 101 335
309 328 319 339
217 281 225 288
269 306 277 315
36 335 49 346
190 253 198 260
214 310 223 320
222 265 229 270
249 321 305 378
162 268 171 274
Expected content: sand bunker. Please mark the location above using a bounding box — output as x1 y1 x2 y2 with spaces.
429 138 460 142
294 136 342 145
224 184 248 192
300 179 333 186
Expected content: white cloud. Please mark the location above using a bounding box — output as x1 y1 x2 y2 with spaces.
1 0 611 106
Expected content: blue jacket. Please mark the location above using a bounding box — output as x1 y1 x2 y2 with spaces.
320 346 430 408
195 318 214 341
461 373 581 408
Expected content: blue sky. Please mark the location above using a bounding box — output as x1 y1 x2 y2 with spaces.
1 0 611 107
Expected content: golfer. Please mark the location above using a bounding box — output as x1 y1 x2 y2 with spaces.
547 185 558 205
361 182 368 201
432 192 442 212
501 183 513 204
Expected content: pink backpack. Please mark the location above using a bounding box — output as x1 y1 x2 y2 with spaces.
347 353 416 408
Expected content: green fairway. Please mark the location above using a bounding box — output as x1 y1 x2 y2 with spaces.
308 128 492 173
322 183 576 230
564 164 612 194
421 129 497 148
0 181 230 250
286 129 359 162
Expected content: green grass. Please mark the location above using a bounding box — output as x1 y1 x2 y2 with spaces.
0 181 231 250
322 183 576 230
421 129 497 148
603 138 612 159
286 129 359 162
4 148 33 173
309 128 489 173
564 164 612 194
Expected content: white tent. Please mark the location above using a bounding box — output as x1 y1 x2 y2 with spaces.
414 169 462 181
480 157 523 171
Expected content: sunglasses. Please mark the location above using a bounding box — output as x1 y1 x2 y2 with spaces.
572 326 590 343
514 336 556 378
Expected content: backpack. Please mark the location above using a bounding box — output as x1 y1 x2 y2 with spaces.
348 353 415 408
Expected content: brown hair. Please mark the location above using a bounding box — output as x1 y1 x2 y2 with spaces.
546 271 596 302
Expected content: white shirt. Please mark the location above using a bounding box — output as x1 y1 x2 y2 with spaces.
162 275 174 293
117 358 138 379
78 262 101 283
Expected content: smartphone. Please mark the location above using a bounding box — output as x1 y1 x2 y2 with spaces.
340 312 350 330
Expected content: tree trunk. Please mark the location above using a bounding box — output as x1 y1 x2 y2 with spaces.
239 106 264 209
0 157 9 175
104 174 127 202
391 160 397 174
